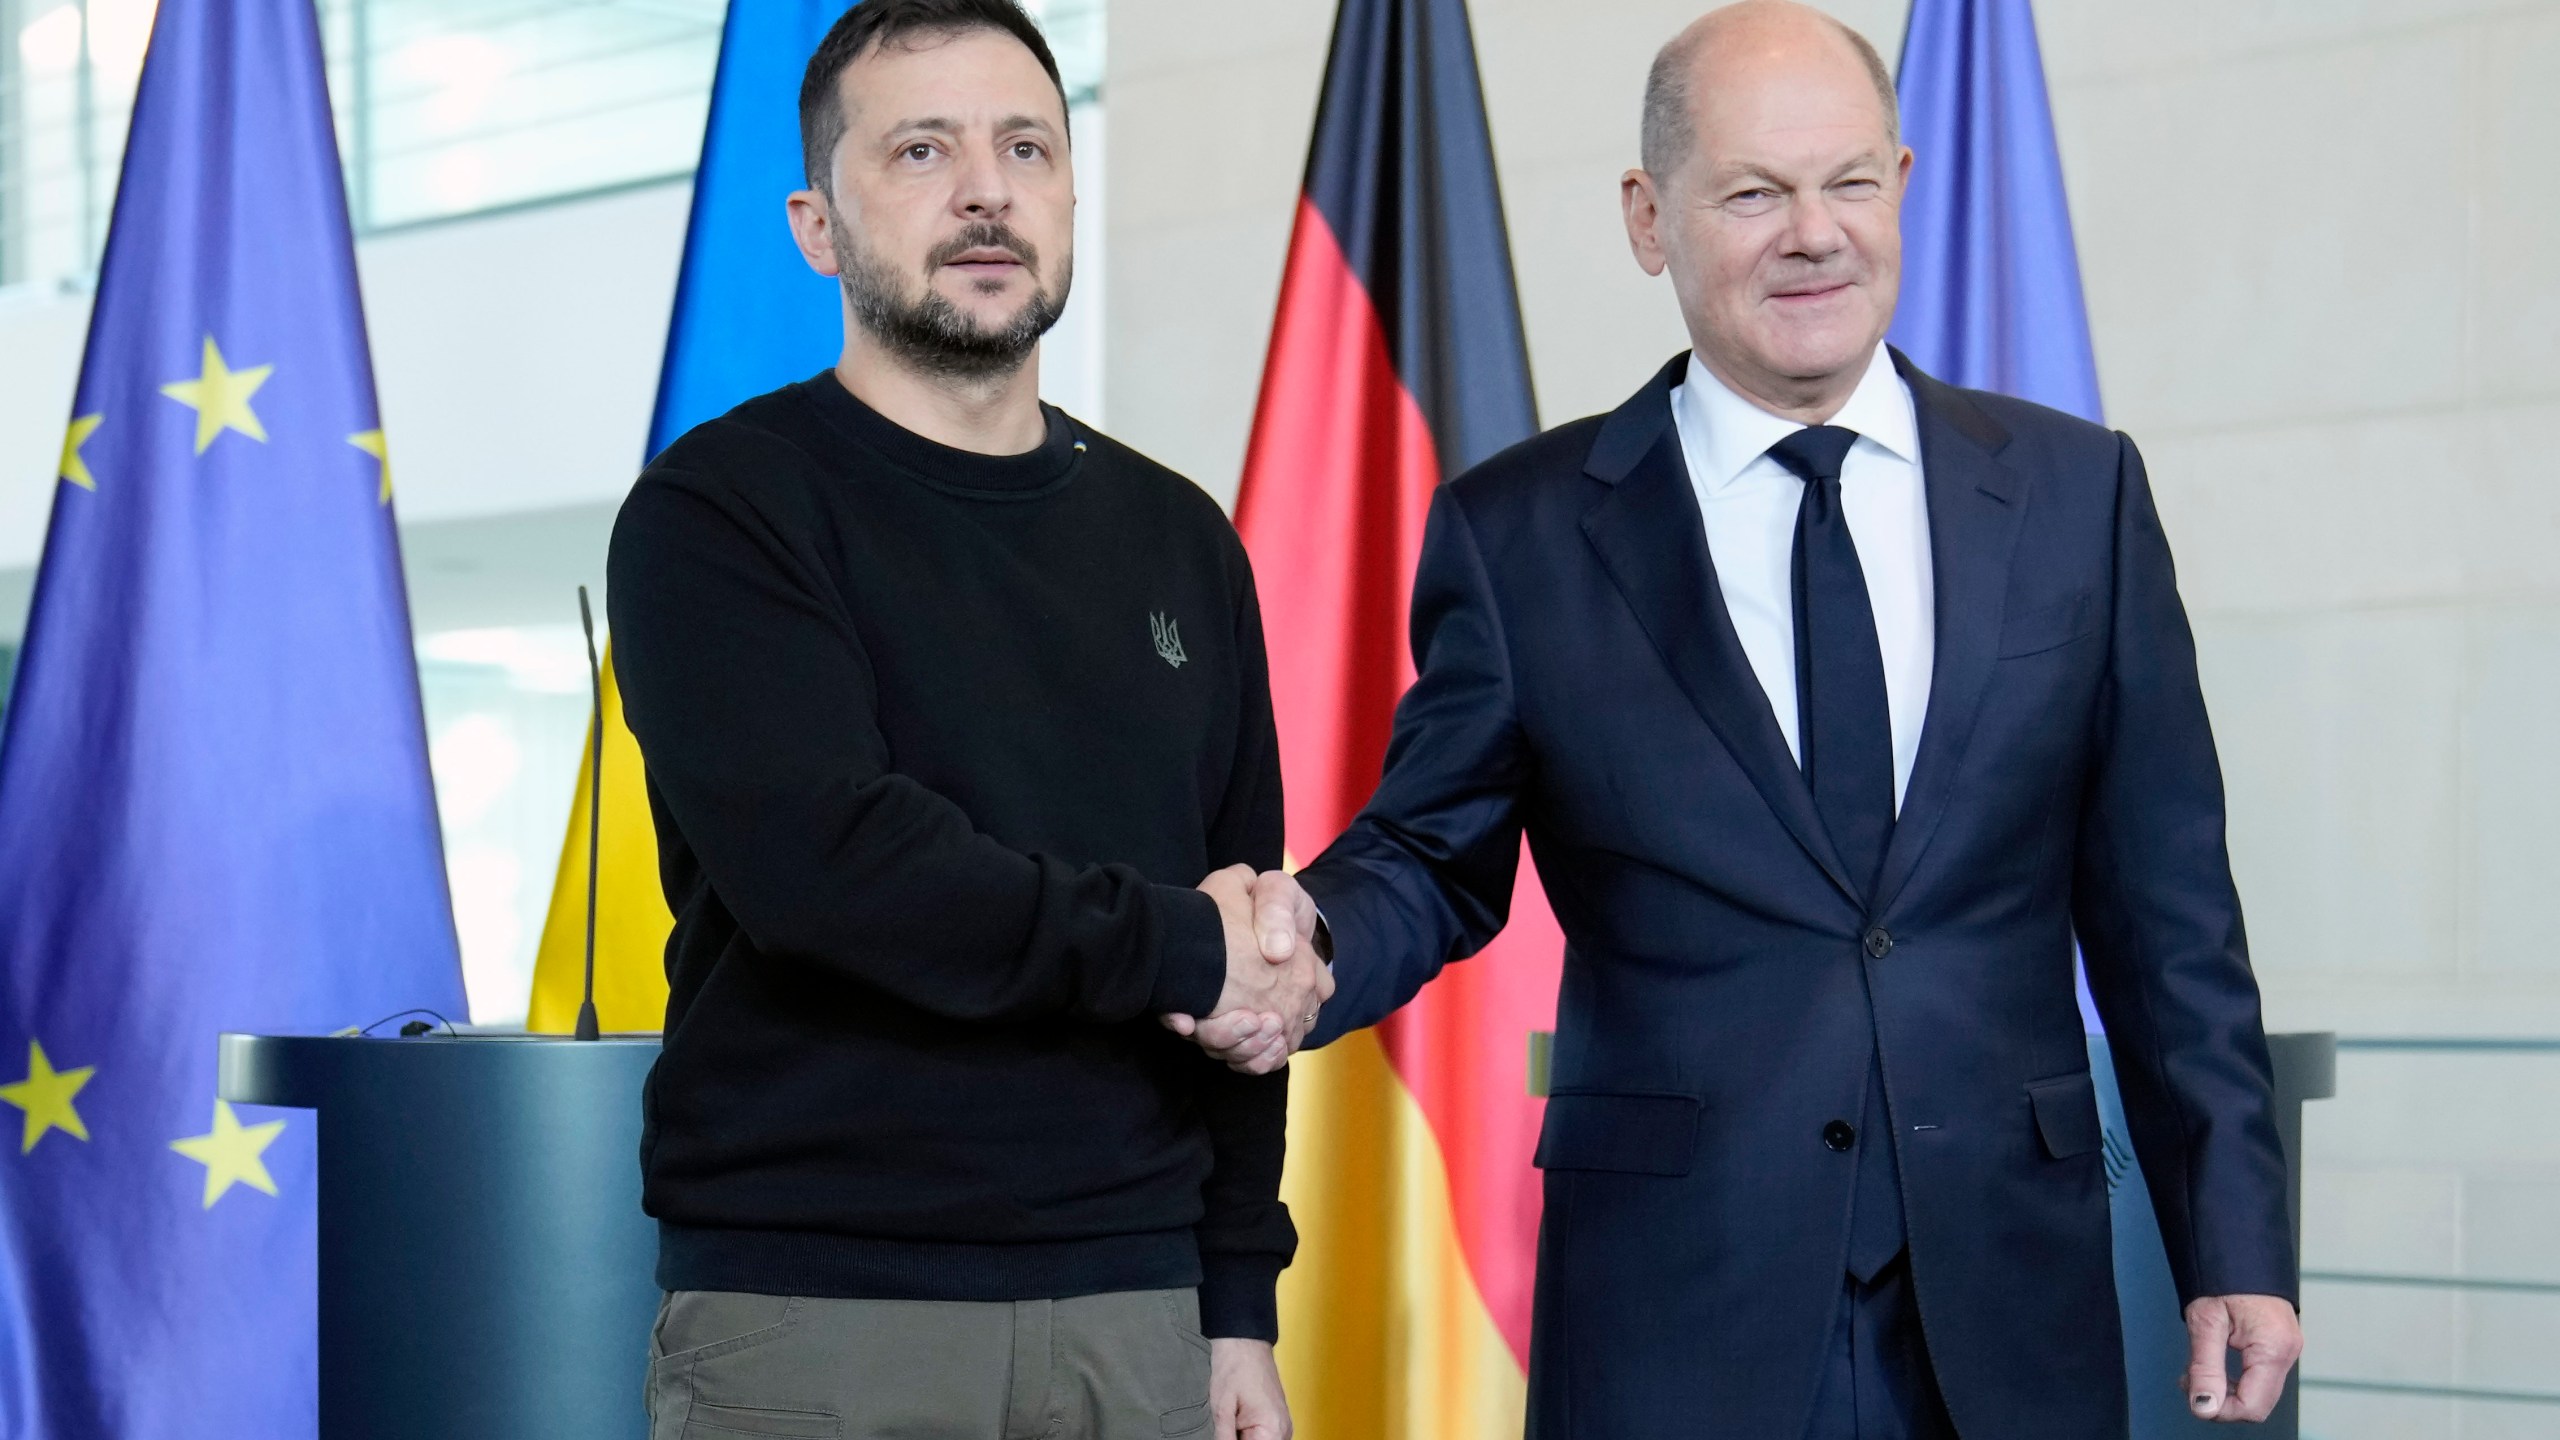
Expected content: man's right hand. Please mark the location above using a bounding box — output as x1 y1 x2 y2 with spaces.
1162 865 1332 1075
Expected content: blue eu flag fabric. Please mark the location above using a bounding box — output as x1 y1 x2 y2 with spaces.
0 2 465 1436
649 0 860 459
1888 0 2106 1033
1889 0 2104 427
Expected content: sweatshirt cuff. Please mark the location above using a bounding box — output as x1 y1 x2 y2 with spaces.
1148 884 1228 1017
1198 1251 1284 1342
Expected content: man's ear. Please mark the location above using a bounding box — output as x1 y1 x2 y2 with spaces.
1621 169 1669 278
786 187 842 277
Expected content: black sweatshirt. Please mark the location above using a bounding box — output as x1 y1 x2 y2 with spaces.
607 372 1294 1340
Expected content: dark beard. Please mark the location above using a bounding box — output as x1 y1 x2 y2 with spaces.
833 214 1071 382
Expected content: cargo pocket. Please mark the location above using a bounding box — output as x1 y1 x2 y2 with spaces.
2026 1072 2102 1159
1156 1290 1213 1436
681 1400 841 1439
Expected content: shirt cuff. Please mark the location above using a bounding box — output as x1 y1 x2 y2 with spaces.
1148 884 1228 1017
1197 1251 1284 1342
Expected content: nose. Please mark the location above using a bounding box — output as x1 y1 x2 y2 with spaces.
1785 190 1846 260
952 139 1012 221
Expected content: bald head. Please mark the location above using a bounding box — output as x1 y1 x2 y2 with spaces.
1642 1 1898 180
1617 0 1913 421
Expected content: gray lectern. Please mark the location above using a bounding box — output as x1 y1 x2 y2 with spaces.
2096 1031 2335 1440
218 1033 662 1440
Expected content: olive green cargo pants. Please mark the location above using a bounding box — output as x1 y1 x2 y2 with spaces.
645 1288 1213 1439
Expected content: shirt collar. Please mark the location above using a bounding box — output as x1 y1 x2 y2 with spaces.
1673 343 1919 494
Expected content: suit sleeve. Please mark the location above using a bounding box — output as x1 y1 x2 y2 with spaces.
2072 433 2297 1308
607 470 1228 1026
1298 487 1535 1045
1189 548 1295 1341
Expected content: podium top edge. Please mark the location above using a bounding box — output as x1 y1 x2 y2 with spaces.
218 1031 664 1044
217 1031 662 1108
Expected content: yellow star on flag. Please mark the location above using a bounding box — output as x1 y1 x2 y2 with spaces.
1 1040 95 1154
348 429 391 504
159 337 273 455
170 1100 285 1208
58 414 103 491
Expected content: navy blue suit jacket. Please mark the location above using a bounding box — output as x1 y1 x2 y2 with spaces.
1296 353 2295 1439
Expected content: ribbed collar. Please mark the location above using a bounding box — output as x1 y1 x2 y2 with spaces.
802 369 1084 498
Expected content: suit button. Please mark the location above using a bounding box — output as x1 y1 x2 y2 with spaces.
1823 1120 1856 1152
1864 927 1894 958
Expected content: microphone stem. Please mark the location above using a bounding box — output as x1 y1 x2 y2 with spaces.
575 586 603 1042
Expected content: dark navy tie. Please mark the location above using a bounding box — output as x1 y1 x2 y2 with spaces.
1767 424 1906 1281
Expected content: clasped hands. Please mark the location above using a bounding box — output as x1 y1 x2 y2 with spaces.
1162 865 1328 1074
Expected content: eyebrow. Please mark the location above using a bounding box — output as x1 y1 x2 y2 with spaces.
885 114 1059 139
1708 154 1890 190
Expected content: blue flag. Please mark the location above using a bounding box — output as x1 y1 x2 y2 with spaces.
0 2 465 1435
649 0 860 458
1889 0 2106 1034
1889 0 2103 427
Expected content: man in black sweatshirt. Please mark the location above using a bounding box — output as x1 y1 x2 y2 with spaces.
611 4 1330 1436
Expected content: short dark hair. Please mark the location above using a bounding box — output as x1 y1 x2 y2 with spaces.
798 0 1071 194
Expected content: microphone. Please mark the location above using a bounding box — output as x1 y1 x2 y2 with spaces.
573 585 604 1042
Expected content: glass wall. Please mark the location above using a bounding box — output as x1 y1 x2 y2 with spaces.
2 0 1106 288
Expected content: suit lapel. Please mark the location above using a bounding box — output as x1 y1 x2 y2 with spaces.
1871 353 2030 914
1580 358 1859 906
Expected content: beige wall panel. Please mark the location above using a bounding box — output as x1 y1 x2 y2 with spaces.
2460 606 2560 977
1495 157 1692 425
2298 1164 2463 1271
1108 213 1298 492
2464 401 2560 599
1110 0 1333 81
2143 414 2469 616
2034 0 2530 82
2465 1174 2560 1285
2299 1393 2457 1440
1103 11 1326 498
2300 1050 2560 1167
2199 610 2462 982
2473 13 2560 402
2059 32 2469 435
2299 1284 2462 1415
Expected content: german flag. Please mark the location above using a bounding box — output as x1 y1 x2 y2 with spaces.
1234 1 1558 1433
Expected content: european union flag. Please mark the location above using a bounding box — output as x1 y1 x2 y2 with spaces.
1888 0 2107 1035
1889 0 2104 426
0 2 465 1435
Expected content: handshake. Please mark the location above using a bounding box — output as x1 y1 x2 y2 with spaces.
1162 865 1330 1075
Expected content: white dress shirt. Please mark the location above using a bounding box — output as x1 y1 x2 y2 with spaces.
1668 344 1934 812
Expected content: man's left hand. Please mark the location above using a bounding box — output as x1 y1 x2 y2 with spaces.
2182 1293 2302 1422
1209 1336 1291 1440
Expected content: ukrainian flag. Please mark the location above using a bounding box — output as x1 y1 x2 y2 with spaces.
528 0 853 1034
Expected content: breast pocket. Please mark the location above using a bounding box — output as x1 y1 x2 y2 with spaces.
1997 590 2096 660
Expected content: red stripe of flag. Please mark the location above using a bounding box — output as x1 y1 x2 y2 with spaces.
1235 0 1558 1371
